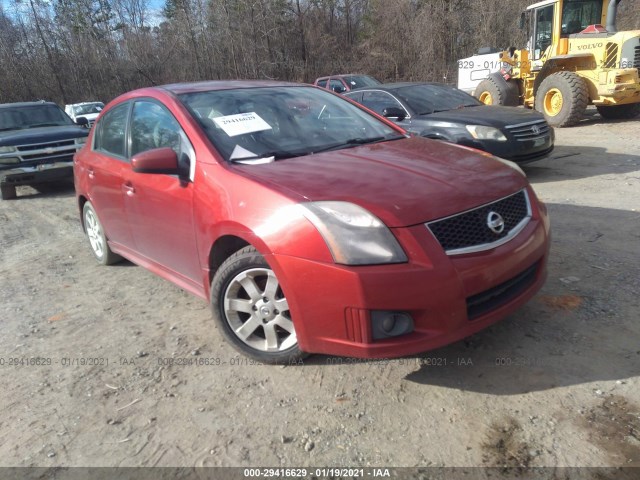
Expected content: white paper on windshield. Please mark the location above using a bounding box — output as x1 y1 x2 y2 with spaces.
213 112 272 137
229 145 274 165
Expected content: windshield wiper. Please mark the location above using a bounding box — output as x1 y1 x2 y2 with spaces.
311 135 404 154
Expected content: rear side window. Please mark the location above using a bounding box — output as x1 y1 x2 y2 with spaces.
316 79 328 88
94 103 130 158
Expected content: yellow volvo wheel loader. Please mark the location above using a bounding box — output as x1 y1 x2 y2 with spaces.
473 0 640 127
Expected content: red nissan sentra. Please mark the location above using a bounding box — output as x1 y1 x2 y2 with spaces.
74 81 550 363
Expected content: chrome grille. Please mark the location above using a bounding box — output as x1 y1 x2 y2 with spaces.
17 140 75 152
505 119 551 142
15 140 79 163
426 190 531 255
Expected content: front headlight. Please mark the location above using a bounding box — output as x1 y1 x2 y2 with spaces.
301 201 407 265
466 125 507 142
0 157 19 164
75 137 88 145
0 146 17 154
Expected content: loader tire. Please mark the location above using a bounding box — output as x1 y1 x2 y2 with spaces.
535 71 588 127
596 103 640 120
474 74 519 107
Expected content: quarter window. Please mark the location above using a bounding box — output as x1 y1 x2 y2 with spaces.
94 103 130 158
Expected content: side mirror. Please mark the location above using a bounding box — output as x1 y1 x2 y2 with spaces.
332 85 347 94
519 11 526 29
382 107 407 121
76 117 89 127
132 147 179 175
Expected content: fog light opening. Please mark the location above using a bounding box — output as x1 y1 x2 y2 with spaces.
371 311 414 340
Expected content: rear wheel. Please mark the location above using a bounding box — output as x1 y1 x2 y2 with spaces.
82 201 122 265
474 74 519 106
535 71 588 127
210 246 305 364
596 103 640 120
0 184 17 200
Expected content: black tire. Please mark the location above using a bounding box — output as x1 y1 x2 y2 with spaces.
82 201 122 265
596 103 640 120
0 184 17 200
210 245 306 364
474 74 519 106
535 71 589 127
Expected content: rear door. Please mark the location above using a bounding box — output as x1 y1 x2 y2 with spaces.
87 102 134 248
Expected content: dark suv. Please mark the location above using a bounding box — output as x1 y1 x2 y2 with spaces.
0 101 89 199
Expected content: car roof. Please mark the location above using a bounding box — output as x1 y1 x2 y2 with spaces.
0 101 58 109
159 80 305 95
67 101 103 106
316 74 374 80
348 82 445 92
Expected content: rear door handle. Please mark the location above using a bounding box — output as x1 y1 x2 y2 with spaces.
87 168 95 179
123 183 136 196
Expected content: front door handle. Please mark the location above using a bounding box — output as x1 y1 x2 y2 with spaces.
123 183 136 196
87 168 95 179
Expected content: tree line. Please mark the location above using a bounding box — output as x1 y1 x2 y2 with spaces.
0 0 638 105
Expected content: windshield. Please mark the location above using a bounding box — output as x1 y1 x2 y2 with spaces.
179 86 402 162
343 75 381 89
0 104 74 131
393 84 482 115
562 0 602 34
73 103 104 115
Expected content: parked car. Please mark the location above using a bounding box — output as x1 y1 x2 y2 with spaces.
75 81 550 363
314 74 381 94
0 101 89 200
65 101 105 128
345 83 554 164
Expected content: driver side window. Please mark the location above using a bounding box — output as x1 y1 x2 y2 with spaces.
130 101 183 157
533 4 554 60
329 79 347 93
361 91 406 117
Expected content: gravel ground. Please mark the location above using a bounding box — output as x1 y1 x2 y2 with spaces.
0 110 638 472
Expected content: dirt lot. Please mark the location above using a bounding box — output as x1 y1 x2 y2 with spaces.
0 110 639 472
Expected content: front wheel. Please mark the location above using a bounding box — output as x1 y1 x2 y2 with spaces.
82 201 122 265
596 103 640 120
1 184 17 200
535 71 588 127
210 246 305 364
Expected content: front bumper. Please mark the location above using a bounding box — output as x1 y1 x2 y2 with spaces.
269 192 550 358
461 132 555 164
0 161 74 186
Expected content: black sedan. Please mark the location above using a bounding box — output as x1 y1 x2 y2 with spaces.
344 83 554 164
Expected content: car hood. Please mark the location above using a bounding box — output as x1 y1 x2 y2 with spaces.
0 125 88 146
76 113 100 121
233 137 528 227
423 106 546 128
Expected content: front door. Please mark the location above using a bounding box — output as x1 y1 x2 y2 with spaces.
123 100 201 283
